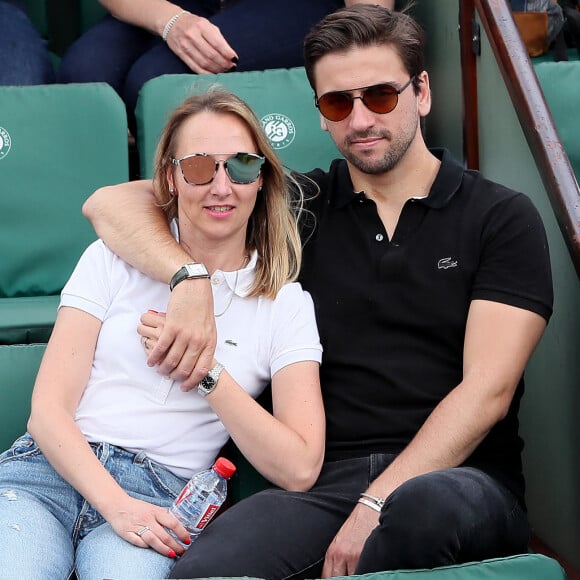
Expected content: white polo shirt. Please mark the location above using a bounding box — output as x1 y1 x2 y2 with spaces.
60 240 322 479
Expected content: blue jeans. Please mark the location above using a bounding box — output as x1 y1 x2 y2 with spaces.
170 455 530 579
0 1 55 85
56 0 342 132
0 433 188 580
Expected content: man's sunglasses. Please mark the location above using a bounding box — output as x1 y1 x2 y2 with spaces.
170 152 265 185
315 77 415 122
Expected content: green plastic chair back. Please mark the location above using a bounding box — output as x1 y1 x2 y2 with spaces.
534 60 580 183
136 67 340 178
22 0 49 38
195 554 566 580
0 343 46 451
0 83 129 343
79 0 108 32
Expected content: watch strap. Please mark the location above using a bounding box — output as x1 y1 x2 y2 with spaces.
170 262 210 291
197 362 225 397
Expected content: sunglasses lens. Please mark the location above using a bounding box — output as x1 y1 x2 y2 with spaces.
317 83 403 121
317 92 353 122
363 84 399 114
180 155 216 185
226 153 265 184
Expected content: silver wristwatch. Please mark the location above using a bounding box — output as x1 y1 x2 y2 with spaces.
197 362 225 397
169 262 210 291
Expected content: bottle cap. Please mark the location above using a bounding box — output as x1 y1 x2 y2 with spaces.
213 457 237 479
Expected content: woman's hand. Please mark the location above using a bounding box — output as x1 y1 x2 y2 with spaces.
106 495 191 558
166 12 238 74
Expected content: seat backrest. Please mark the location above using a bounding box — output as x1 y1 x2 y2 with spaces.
0 343 46 451
136 67 340 179
534 60 580 182
0 83 129 300
79 0 108 32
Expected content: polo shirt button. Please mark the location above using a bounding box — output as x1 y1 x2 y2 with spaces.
375 234 384 242
211 276 220 285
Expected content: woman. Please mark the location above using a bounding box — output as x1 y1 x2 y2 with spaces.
0 89 324 580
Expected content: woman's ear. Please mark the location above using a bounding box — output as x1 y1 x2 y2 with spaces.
166 165 176 195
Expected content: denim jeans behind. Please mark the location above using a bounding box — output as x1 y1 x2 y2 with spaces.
0 2 55 85
0 433 188 580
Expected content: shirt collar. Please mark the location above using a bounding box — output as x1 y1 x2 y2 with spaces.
332 148 464 210
170 219 257 298
220 251 257 298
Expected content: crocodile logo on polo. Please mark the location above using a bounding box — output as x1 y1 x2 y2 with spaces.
261 113 296 150
0 127 11 160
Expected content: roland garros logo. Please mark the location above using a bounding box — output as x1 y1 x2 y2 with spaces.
261 113 296 150
0 127 11 160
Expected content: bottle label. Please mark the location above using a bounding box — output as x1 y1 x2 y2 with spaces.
195 503 220 530
175 486 192 505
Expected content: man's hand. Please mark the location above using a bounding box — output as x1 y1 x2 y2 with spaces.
139 279 217 389
322 503 379 578
166 13 238 74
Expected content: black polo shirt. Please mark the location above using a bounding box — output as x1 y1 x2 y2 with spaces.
297 148 553 502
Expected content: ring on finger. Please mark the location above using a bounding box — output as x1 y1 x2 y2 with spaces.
136 526 150 537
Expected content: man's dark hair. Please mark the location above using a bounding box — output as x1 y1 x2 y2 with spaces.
303 4 425 94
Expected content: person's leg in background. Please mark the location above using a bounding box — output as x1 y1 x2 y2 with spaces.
0 0 55 85
56 15 153 96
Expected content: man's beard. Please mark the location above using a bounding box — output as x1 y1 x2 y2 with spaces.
341 118 418 175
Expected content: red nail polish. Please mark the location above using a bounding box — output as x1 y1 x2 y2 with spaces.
184 537 191 545
148 309 159 313
168 549 177 558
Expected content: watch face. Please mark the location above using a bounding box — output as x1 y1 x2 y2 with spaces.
200 376 215 390
184 263 209 277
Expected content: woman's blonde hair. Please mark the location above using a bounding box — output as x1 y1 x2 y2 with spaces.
153 87 304 299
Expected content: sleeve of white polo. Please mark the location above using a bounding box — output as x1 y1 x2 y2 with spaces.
269 283 323 376
59 240 114 320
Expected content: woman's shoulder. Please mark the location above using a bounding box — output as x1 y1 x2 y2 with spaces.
271 281 315 312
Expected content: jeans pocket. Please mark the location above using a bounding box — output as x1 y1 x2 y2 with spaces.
142 457 188 501
0 432 40 465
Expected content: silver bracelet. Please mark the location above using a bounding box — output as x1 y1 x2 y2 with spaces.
360 492 386 509
162 10 189 42
357 497 382 513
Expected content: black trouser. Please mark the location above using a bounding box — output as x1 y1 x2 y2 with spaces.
169 455 529 579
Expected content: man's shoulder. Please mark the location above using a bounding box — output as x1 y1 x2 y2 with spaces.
301 158 346 188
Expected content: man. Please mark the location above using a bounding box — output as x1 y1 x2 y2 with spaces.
84 5 552 578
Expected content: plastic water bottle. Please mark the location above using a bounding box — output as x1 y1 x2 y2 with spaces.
169 457 236 542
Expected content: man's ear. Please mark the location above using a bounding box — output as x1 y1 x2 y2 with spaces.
417 70 432 118
320 113 329 132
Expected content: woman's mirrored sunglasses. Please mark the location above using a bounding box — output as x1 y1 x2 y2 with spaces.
171 152 266 185
315 77 416 122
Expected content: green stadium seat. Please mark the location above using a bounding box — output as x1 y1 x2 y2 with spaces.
135 67 340 178
0 83 129 344
194 554 565 580
22 0 49 38
534 60 580 182
79 0 108 33
0 343 46 451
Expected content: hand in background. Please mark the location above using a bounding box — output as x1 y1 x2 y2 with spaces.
166 12 238 73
